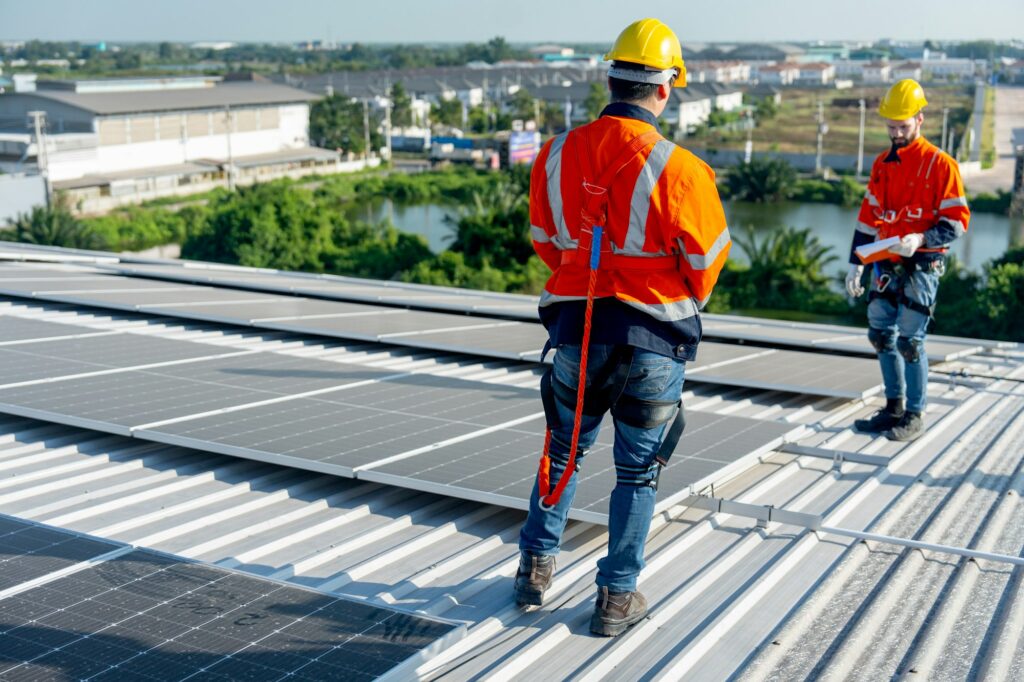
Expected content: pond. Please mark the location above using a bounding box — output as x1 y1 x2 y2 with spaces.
352 198 1023 277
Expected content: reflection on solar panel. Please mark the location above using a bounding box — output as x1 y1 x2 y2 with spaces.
0 516 120 592
0 518 461 680
361 411 798 524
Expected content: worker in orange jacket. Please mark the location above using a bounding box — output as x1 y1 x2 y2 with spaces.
514 18 730 636
845 79 970 441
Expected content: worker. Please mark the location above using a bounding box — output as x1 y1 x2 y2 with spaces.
845 79 970 441
514 18 730 637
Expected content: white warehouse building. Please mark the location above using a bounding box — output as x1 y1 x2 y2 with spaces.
0 77 361 212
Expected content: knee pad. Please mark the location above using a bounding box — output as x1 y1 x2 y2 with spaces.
615 461 662 490
897 336 923 363
548 448 585 472
868 327 896 354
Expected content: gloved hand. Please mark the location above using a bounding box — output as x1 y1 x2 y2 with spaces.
889 233 925 258
845 264 865 298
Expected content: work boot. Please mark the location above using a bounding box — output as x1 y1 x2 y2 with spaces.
513 552 555 607
854 399 905 433
589 587 648 637
886 411 924 442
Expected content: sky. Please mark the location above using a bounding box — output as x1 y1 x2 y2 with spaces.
3 0 1022 44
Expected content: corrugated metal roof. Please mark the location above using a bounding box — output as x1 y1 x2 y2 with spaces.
0 271 1022 679
3 83 319 116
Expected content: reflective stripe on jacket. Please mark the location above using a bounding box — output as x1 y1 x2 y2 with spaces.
852 136 970 264
530 114 730 324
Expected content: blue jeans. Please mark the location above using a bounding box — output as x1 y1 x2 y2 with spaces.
866 262 941 414
518 344 686 593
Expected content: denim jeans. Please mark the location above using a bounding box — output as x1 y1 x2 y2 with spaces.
866 262 941 413
518 344 686 593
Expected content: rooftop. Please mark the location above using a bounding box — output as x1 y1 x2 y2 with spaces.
0 245 1020 679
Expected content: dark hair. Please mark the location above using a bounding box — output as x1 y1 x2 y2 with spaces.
608 61 676 103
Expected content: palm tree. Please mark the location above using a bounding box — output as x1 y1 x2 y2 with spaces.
731 225 838 310
11 197 106 250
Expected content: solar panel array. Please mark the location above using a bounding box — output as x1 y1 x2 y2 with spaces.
97 259 998 358
0 312 802 522
0 264 882 399
0 515 461 681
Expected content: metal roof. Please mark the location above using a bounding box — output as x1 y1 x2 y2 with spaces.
3 83 319 117
0 255 1022 679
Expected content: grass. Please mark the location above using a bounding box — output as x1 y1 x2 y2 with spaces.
689 86 973 158
980 85 996 169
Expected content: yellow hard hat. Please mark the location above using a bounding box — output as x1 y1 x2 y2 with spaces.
604 18 687 88
878 79 928 120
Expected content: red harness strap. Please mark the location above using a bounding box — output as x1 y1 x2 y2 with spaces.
537 127 664 511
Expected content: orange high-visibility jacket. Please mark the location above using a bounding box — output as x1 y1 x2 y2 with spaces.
530 115 730 324
854 136 970 263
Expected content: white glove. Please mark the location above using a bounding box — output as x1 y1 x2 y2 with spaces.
846 264 865 298
889 233 925 258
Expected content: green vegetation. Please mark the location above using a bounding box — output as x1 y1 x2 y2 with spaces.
309 95 384 155
980 86 996 169
9 198 105 250
968 190 1012 215
726 158 797 202
932 248 1024 341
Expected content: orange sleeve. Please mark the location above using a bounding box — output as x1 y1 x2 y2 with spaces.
672 163 730 308
530 140 561 272
927 155 970 247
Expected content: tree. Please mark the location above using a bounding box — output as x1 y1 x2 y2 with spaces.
727 157 797 202
508 88 536 122
310 95 380 154
11 198 106 250
390 82 413 128
158 42 174 60
433 97 464 128
583 82 609 122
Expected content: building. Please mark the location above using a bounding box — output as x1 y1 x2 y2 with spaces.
922 57 979 81
728 43 805 62
796 62 837 85
862 61 893 83
1007 59 1024 84
757 63 801 85
892 61 923 81
0 76 363 212
667 82 744 134
686 61 752 84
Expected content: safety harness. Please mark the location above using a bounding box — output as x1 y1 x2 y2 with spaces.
536 128 688 511
869 260 935 318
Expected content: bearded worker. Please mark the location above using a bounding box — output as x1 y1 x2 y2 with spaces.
845 79 970 442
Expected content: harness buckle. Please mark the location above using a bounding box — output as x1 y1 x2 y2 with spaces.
906 207 923 220
882 209 898 224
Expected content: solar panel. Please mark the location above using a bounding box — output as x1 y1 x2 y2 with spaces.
0 516 121 591
0 543 460 680
0 348 112 387
261 309 509 340
138 374 544 476
690 349 882 399
47 288 286 312
360 411 797 524
0 278 180 296
4 333 233 370
0 371 274 435
0 317 104 345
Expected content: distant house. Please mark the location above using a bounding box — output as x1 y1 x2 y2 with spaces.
796 62 836 85
666 83 743 134
1007 60 1024 84
529 44 574 59
728 43 805 63
892 61 923 81
686 61 752 84
757 63 801 85
862 62 892 83
922 58 978 81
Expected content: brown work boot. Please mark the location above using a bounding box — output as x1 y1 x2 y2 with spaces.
589 586 648 636
513 552 555 607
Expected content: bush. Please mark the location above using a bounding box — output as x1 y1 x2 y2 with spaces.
790 176 865 207
968 190 1011 215
10 198 107 250
727 157 797 202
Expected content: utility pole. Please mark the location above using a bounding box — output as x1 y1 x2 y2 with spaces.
28 110 51 206
941 107 950 153
362 99 371 159
224 105 236 192
815 100 826 175
384 89 393 161
856 98 866 178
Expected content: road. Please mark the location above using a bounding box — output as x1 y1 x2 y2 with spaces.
962 85 1024 194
